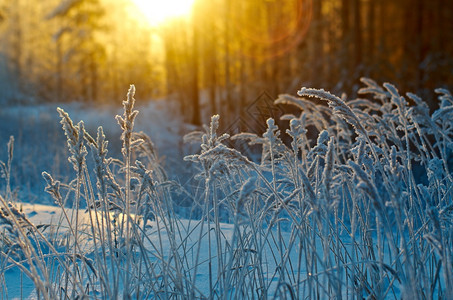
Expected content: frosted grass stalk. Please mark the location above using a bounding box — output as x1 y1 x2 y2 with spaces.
116 84 139 296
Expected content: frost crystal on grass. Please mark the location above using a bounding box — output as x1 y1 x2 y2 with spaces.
297 87 368 137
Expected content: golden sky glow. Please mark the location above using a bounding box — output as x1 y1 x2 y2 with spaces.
130 0 195 27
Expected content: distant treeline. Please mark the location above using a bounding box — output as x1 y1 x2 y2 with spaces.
0 0 452 126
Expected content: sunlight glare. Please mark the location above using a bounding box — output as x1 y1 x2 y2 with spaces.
131 0 195 27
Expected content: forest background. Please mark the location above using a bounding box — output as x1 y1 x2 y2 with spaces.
0 0 452 129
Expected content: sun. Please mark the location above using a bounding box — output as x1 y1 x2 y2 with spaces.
131 0 195 27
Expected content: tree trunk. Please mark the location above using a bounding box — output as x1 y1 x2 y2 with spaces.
191 11 201 126
367 0 375 70
352 0 362 72
310 0 322 87
224 0 232 122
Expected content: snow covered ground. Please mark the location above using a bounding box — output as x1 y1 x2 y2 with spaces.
1 202 294 299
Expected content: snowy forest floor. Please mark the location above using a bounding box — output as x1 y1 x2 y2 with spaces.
0 98 190 204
